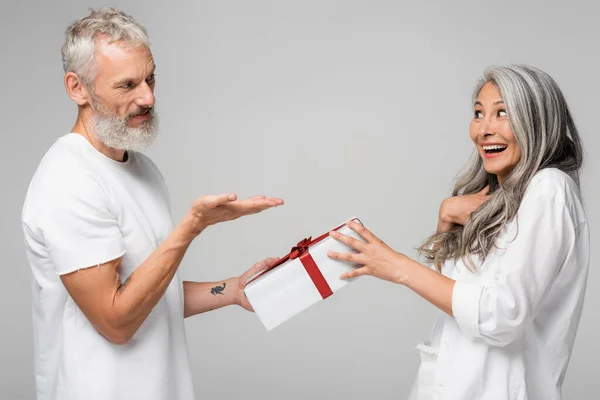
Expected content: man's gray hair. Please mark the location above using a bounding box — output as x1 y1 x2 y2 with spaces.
61 8 149 89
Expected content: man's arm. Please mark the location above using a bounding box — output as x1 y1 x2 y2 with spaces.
61 212 198 344
183 280 237 317
60 194 283 344
183 257 279 317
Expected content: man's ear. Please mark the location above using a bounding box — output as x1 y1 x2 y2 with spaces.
64 72 92 106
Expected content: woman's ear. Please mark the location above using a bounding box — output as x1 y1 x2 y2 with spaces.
64 72 91 106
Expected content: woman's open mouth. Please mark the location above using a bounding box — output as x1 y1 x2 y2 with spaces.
482 144 507 158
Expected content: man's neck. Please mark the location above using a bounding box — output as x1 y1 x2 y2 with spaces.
72 112 127 162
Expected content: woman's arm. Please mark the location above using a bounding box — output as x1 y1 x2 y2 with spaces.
328 223 455 317
437 185 490 233
328 175 585 346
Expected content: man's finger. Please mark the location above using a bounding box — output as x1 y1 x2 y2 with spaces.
252 197 284 207
200 193 237 210
248 257 280 277
230 198 284 216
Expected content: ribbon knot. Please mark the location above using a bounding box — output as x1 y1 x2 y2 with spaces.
289 237 312 259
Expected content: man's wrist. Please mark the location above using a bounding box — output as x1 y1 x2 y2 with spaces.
185 209 207 237
220 277 240 307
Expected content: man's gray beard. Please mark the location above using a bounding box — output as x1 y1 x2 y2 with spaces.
92 100 159 152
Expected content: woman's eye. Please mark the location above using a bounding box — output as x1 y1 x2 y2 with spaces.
474 110 483 118
498 110 507 117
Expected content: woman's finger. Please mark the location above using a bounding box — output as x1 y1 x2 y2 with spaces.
340 266 371 279
346 220 381 244
327 250 363 264
329 231 366 251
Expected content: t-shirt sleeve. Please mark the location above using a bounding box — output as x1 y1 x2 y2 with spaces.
38 171 125 275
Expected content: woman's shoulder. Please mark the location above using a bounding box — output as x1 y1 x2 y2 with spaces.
526 168 580 199
523 168 586 224
529 167 577 189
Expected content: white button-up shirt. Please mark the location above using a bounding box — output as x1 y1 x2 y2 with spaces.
409 168 590 400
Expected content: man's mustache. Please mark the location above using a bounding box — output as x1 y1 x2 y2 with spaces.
127 107 154 119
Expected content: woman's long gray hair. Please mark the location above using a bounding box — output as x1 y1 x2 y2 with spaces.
418 65 583 270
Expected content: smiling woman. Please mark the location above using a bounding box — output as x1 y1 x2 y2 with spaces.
470 83 521 182
328 65 589 399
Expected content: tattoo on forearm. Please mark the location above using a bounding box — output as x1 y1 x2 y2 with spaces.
118 277 132 293
210 282 226 295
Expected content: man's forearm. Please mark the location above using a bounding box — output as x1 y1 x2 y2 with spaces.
183 278 239 318
111 212 200 337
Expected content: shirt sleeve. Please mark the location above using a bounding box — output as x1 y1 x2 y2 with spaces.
451 175 582 346
39 172 125 276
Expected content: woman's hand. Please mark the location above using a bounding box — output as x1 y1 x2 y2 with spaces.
327 220 411 284
328 220 456 316
437 186 490 233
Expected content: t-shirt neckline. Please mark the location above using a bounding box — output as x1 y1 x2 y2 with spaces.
67 132 136 170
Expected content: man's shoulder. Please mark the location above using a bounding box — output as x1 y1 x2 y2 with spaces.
132 151 163 176
131 151 169 191
23 135 103 220
32 133 95 177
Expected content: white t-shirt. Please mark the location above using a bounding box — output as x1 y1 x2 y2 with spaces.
408 168 589 400
22 133 195 400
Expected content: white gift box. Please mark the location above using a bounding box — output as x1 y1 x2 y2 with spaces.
244 217 365 331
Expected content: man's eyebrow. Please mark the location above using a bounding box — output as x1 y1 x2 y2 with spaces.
112 64 157 87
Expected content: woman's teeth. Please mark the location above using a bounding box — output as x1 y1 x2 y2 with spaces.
483 145 507 153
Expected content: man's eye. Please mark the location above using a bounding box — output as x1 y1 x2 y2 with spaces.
146 74 155 83
120 82 134 89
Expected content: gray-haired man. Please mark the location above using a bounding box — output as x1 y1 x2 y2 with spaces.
21 8 283 400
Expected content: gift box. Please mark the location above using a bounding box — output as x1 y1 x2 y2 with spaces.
244 217 365 331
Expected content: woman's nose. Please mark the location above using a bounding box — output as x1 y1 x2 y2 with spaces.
479 118 494 138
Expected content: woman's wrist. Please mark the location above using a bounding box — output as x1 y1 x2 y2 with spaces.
440 197 456 225
393 252 414 286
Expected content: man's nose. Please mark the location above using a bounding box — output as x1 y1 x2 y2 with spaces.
135 81 155 108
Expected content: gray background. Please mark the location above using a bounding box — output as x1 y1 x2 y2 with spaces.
1 0 598 399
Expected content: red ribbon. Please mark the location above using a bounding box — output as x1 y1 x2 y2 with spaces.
247 219 361 299
288 236 333 299
289 237 313 260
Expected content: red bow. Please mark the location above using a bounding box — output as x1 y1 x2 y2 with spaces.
289 237 313 259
